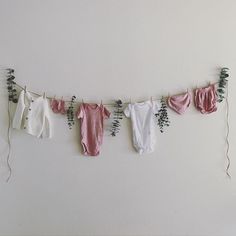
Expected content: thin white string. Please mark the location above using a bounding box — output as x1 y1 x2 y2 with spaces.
14 81 220 106
0 67 12 181
6 100 12 182
225 85 230 178
14 83 164 105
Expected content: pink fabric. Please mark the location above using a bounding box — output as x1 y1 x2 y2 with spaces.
51 98 67 114
194 84 217 114
167 92 191 115
51 99 60 113
57 100 66 114
77 103 110 156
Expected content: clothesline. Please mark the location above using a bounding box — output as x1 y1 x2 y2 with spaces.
14 81 219 106
1 67 231 182
1 66 220 106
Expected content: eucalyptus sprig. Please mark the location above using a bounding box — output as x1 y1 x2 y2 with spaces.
217 67 229 103
67 95 76 129
155 97 170 133
110 99 124 136
6 68 18 103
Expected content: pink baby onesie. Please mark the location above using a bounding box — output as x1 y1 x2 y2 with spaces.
77 103 110 156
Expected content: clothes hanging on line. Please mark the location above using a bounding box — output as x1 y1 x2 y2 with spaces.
124 100 160 154
167 91 191 115
194 84 217 114
50 98 67 114
12 89 52 138
77 103 110 156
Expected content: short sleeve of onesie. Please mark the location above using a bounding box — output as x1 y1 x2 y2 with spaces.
123 104 131 117
152 101 160 114
77 104 84 119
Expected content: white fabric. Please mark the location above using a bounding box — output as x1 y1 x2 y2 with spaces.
124 100 159 154
12 90 52 138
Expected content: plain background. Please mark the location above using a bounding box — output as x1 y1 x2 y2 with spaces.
0 0 236 235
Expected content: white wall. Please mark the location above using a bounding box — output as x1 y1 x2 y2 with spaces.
0 0 236 235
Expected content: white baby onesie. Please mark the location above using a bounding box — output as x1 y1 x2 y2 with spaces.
124 100 159 154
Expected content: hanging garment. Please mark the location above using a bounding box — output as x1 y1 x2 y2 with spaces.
77 103 110 156
51 98 60 113
51 98 67 114
167 92 191 115
124 100 159 154
12 89 52 138
194 84 217 114
57 100 66 114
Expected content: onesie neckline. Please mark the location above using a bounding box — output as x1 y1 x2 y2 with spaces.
85 103 101 111
134 100 152 107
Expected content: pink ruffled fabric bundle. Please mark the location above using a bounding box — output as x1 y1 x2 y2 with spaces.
167 92 191 115
194 84 217 114
51 98 67 114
